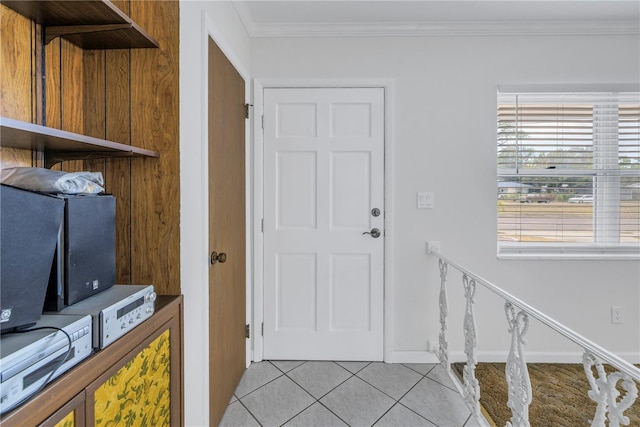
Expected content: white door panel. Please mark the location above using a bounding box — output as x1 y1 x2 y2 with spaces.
276 253 317 330
264 87 384 361
330 253 372 331
331 151 371 230
276 151 317 229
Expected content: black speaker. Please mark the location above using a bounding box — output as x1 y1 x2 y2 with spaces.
44 194 116 310
1 184 65 332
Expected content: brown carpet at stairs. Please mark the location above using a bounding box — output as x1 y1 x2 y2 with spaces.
453 363 640 427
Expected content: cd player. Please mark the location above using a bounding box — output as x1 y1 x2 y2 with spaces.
0 314 92 414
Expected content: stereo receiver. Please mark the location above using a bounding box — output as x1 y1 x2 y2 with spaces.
53 285 156 349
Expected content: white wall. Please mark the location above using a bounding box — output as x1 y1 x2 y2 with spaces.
179 9 639 421
180 2 251 426
251 35 640 362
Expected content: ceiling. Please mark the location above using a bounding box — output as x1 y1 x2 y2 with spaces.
231 0 640 37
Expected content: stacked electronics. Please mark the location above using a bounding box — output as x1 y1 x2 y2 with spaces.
0 314 93 414
0 170 156 415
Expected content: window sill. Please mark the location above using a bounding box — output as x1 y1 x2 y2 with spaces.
498 243 640 260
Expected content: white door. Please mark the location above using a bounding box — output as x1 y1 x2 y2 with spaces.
263 87 385 361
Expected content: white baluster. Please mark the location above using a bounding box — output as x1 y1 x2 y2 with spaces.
583 351 639 427
438 259 449 367
462 274 480 416
504 303 532 427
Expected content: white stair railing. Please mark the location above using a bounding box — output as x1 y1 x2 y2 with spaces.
429 248 639 427
462 274 480 417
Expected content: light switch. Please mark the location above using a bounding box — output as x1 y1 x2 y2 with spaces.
417 192 434 209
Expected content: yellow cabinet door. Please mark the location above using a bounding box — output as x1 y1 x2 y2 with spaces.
90 329 171 426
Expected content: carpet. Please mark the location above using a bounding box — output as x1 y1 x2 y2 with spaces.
452 363 640 427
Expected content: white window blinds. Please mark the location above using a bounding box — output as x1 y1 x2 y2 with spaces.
497 90 640 256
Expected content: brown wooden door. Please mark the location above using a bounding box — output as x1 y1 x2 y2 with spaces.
208 37 246 426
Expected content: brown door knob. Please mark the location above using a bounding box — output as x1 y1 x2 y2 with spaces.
210 251 227 265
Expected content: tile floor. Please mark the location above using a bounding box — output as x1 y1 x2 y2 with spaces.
220 361 482 427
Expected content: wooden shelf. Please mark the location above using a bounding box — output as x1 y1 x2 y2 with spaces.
0 117 159 167
1 0 158 49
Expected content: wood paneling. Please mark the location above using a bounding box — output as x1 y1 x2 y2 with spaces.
60 39 83 135
0 148 30 168
31 24 42 127
45 38 62 127
0 1 180 295
106 158 133 284
82 50 106 140
82 47 107 185
0 5 34 167
105 45 132 284
129 0 180 295
59 39 85 172
0 6 33 120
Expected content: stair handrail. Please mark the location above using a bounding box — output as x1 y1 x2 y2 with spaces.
429 247 639 427
431 250 640 382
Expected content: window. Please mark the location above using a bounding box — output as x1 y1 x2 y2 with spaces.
497 87 640 259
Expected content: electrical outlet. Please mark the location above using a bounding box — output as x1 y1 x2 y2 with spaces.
427 340 439 352
417 192 434 209
611 306 623 324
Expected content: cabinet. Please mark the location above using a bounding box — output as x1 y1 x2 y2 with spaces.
0 2 182 423
0 296 183 427
39 393 85 427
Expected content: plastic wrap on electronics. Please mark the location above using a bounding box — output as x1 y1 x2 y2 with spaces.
0 167 105 194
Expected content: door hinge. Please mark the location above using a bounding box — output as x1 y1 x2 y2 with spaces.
244 103 253 119
261 115 264 129
245 324 250 339
261 322 264 336
261 218 264 232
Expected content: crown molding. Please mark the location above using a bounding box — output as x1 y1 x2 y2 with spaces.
251 20 639 37
232 0 257 37
231 1 639 39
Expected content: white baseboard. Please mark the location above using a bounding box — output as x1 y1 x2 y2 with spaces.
618 353 640 364
450 351 640 364
389 351 440 364
388 350 639 365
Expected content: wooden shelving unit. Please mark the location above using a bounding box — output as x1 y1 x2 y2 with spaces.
1 0 158 49
0 117 159 167
0 1 181 423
